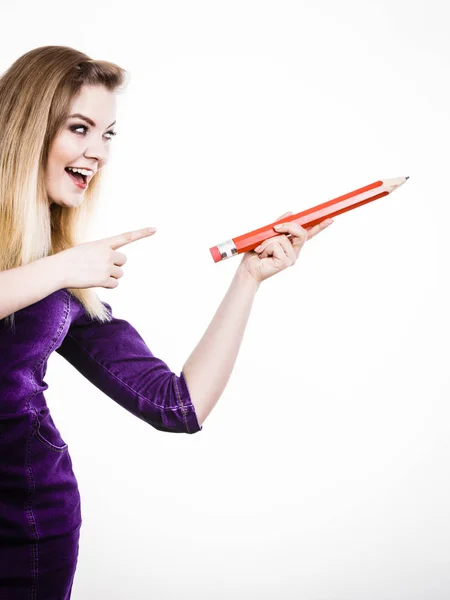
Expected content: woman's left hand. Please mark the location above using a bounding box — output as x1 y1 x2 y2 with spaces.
238 211 334 284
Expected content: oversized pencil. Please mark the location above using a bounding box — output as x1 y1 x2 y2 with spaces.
209 176 409 262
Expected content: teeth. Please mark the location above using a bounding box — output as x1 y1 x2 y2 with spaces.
67 167 92 177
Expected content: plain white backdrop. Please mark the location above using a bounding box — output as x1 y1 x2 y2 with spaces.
1 0 449 598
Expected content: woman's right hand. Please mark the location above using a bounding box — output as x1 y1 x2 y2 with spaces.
53 227 157 289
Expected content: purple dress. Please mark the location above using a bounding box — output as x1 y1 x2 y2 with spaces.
0 289 202 599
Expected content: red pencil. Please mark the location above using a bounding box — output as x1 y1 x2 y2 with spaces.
209 176 409 263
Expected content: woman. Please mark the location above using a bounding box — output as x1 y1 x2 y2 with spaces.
0 46 333 599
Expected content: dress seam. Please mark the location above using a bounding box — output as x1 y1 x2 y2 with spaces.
173 374 190 433
26 291 71 411
25 411 39 600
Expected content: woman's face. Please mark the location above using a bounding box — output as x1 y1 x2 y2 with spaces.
45 84 117 207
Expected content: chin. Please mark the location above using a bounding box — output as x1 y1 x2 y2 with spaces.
67 196 84 207
50 196 84 208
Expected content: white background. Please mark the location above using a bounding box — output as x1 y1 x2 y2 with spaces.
1 0 449 598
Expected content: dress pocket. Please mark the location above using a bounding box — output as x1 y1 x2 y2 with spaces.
33 406 68 453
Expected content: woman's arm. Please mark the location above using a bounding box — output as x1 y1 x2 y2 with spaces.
182 214 333 425
182 265 260 426
0 256 65 320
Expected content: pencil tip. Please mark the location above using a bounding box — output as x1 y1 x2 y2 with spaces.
405 176 410 180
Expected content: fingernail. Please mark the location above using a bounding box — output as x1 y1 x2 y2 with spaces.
147 227 157 232
255 245 262 252
274 224 283 230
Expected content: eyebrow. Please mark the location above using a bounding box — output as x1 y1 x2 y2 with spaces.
68 113 116 129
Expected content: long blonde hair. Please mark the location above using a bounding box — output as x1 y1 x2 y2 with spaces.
0 45 128 330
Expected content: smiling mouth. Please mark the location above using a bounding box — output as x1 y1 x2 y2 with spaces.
65 167 87 183
65 168 88 189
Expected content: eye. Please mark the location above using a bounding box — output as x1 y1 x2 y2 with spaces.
70 124 117 140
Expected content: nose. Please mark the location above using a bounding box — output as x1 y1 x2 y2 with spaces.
83 138 109 165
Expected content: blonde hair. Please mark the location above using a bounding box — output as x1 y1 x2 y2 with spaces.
0 45 128 330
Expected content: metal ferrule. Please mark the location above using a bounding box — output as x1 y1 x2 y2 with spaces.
217 239 238 261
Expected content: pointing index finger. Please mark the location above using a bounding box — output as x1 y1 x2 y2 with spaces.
109 227 157 250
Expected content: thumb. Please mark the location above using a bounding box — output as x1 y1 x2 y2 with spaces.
274 211 293 222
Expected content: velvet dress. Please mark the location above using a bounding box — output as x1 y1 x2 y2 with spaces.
0 288 202 599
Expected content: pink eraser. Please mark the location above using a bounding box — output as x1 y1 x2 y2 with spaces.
209 245 221 263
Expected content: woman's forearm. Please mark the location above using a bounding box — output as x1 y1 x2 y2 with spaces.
0 255 65 320
182 265 260 425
